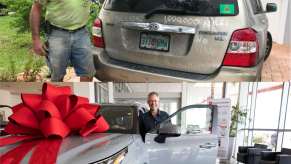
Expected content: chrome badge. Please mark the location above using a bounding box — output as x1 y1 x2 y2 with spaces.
148 23 159 31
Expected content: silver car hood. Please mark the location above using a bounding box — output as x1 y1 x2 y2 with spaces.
58 133 133 164
0 133 133 164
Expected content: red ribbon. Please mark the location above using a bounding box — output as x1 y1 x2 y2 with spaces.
0 83 109 164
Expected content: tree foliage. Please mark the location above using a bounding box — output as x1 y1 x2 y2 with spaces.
0 0 42 33
0 0 101 34
87 2 102 34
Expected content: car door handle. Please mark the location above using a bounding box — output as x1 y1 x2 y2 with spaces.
199 143 217 149
121 22 196 34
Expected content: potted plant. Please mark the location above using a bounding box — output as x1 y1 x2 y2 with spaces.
228 103 247 159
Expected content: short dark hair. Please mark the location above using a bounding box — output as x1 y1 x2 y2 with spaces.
147 92 159 99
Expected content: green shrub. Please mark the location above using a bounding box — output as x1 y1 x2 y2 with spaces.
0 58 17 82
23 55 44 82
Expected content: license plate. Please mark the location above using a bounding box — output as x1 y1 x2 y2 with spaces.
139 33 170 52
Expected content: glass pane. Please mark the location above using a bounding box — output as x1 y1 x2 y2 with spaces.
254 83 283 129
252 131 278 149
213 83 223 99
159 107 212 135
225 83 239 107
285 88 291 129
282 88 291 149
187 83 212 104
159 100 179 115
95 83 109 103
282 132 291 149
238 130 249 146
185 108 212 133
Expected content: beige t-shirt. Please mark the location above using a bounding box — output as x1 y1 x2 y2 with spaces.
35 0 91 30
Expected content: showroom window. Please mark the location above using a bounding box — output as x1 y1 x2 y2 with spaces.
282 84 291 149
237 82 291 151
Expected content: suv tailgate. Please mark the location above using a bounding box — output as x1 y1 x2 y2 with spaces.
100 0 246 74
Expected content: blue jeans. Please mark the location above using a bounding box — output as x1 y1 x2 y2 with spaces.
47 28 96 81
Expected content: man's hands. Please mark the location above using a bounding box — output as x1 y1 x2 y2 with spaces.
32 38 47 56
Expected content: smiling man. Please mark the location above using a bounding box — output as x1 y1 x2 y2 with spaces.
30 0 96 82
139 92 169 141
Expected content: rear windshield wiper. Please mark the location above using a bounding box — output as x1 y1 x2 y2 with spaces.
145 8 202 19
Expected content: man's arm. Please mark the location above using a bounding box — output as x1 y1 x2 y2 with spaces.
30 2 46 56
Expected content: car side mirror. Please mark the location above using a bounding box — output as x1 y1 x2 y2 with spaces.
266 3 277 13
154 124 181 143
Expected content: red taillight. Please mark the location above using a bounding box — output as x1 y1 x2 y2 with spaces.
223 28 259 67
92 18 105 48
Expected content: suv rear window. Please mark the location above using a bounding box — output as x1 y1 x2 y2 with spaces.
104 0 239 16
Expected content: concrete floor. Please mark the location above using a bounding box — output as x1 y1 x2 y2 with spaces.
262 43 291 81
216 158 237 164
63 43 291 82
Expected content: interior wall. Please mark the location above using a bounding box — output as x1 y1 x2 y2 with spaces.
73 82 95 103
261 0 289 44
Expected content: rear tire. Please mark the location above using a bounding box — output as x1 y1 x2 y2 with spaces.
264 32 272 61
256 65 263 82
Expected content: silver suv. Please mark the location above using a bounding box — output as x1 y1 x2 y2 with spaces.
92 0 277 82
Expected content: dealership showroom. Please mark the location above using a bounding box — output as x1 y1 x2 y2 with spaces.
0 82 290 164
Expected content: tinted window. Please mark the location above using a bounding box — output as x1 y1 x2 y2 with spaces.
100 106 137 134
104 0 239 16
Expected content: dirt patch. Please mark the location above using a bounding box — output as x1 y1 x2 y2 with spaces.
16 66 81 82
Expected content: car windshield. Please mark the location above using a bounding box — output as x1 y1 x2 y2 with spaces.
104 0 239 16
100 106 137 134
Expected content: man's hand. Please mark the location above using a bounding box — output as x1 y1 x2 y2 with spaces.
32 38 47 56
30 2 45 56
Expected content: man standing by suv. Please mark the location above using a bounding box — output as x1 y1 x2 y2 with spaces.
30 0 96 82
139 92 169 141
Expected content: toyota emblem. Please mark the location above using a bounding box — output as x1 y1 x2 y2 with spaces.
148 23 159 31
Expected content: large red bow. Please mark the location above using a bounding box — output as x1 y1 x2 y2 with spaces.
0 83 109 164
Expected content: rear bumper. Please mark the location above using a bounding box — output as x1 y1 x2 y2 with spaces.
93 49 262 82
